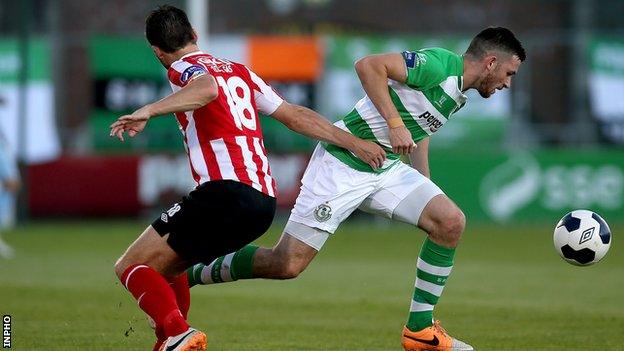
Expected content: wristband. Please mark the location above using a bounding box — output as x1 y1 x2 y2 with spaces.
387 117 405 129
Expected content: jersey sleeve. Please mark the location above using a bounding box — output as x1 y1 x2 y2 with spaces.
168 60 209 88
401 50 446 90
245 67 284 115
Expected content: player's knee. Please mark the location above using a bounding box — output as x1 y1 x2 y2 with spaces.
274 258 307 279
439 209 465 244
279 266 302 279
114 256 129 279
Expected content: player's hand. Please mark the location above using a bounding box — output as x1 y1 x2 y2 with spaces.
389 125 416 155
109 106 151 142
351 140 387 170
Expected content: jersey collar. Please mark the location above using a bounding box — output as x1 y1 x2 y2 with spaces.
180 50 204 60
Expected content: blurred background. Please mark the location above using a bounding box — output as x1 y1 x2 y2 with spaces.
1 0 623 227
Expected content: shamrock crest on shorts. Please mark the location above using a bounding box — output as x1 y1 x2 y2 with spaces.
314 203 332 222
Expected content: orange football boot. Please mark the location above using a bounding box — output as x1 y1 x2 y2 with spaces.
402 320 473 351
158 327 207 351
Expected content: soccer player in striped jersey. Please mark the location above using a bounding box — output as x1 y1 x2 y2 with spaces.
189 27 525 351
110 5 386 351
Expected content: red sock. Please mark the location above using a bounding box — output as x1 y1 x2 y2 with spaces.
168 274 191 319
151 275 189 349
153 322 166 351
120 264 189 337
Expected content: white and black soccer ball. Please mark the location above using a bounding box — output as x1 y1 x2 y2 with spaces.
553 210 612 266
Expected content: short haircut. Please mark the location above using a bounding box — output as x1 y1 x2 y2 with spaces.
465 27 526 61
145 5 195 53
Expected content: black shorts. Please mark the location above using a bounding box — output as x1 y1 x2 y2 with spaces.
152 180 276 264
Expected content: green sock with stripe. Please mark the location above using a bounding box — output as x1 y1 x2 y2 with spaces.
187 245 259 287
406 237 455 331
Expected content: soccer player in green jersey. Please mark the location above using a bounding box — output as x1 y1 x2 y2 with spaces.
188 27 525 351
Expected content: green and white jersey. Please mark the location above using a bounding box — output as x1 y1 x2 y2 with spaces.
324 47 468 173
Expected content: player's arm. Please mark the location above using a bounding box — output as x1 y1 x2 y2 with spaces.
143 74 218 116
110 74 218 141
408 137 430 178
354 53 415 155
247 66 386 169
271 102 386 169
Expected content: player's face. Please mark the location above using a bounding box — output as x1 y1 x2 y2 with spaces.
477 55 521 98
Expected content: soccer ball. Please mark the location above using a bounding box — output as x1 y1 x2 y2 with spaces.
553 210 612 266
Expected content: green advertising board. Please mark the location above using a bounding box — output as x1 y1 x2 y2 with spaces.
588 36 624 143
89 36 183 153
0 38 60 163
429 148 624 223
0 39 50 81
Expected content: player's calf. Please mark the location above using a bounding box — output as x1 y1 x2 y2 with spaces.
188 233 317 286
115 227 195 347
263 249 309 280
258 235 316 279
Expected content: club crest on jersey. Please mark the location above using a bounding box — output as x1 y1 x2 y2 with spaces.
180 65 208 84
314 203 332 222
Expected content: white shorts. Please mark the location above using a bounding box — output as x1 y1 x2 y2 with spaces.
286 145 443 250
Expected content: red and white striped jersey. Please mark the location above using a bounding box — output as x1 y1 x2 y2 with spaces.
167 51 283 197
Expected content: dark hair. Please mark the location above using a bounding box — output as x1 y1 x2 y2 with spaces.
465 27 526 61
145 5 195 53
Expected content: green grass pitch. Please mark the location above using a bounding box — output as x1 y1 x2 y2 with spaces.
0 218 622 350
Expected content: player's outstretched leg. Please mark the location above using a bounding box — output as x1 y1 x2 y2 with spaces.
188 244 259 286
187 232 318 286
395 194 473 351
